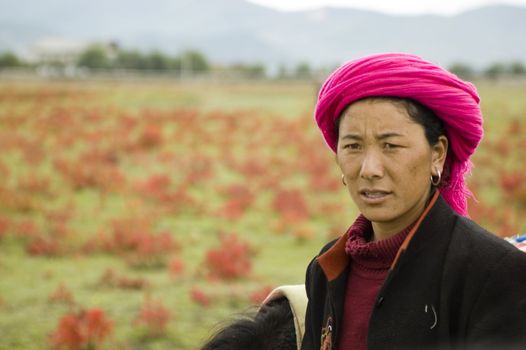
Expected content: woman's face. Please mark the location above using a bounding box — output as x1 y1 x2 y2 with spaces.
336 99 447 239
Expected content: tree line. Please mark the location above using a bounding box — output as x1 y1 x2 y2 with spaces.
77 46 210 72
448 62 526 80
1 47 526 80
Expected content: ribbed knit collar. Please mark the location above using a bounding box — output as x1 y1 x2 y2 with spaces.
344 215 416 272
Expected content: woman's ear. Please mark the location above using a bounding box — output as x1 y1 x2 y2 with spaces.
431 135 448 172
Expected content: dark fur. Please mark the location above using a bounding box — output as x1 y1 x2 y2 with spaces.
201 297 296 350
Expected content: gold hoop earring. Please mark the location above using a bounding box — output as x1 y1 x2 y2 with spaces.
341 174 347 186
431 169 441 187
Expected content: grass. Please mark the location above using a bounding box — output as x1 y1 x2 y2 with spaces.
0 78 525 349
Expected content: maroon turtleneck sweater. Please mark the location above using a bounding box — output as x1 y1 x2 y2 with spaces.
338 215 415 350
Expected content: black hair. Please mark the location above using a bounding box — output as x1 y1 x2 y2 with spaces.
334 97 446 147
201 297 296 350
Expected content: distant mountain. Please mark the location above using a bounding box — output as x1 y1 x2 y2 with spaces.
1 0 525 68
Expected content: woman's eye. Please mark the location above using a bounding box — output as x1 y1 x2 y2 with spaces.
344 143 361 150
384 143 398 150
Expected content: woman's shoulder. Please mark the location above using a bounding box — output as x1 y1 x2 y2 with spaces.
450 215 526 268
319 237 340 255
304 237 341 280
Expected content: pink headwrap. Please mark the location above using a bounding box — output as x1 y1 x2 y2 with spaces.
315 53 483 216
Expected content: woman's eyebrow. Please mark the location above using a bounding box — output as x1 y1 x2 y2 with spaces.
340 132 405 141
376 132 405 140
341 134 362 141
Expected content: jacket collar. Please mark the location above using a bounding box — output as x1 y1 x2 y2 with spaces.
317 190 441 282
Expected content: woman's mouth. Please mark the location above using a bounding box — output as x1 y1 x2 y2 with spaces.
359 190 391 203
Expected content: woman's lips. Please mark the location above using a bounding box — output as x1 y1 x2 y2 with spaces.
359 190 392 204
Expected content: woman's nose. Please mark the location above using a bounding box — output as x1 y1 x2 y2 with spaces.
359 151 384 180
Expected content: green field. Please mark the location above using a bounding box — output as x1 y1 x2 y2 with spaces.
0 79 525 349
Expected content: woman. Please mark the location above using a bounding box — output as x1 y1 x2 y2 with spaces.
301 53 526 350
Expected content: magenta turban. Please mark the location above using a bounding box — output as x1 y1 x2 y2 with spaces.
315 53 484 216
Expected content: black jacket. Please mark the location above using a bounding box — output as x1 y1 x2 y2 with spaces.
301 195 526 349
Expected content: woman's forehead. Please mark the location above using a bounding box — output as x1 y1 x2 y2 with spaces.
340 100 416 130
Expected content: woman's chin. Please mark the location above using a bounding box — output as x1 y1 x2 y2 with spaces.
358 206 399 227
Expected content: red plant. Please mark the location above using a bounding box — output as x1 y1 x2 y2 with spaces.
16 174 51 195
48 221 72 240
315 200 346 220
49 308 113 350
117 276 149 290
168 257 185 279
137 124 164 149
0 187 36 212
508 119 522 136
272 189 311 223
26 236 61 256
53 155 125 192
124 230 179 268
49 283 75 305
467 196 495 225
204 233 253 280
45 208 74 226
309 174 340 193
80 230 113 255
163 188 198 214
190 287 213 306
135 174 171 196
299 152 340 192
98 268 149 290
500 172 524 194
232 158 266 178
0 160 9 180
0 215 9 239
183 157 215 186
219 199 246 219
83 219 179 268
499 171 526 207
249 285 274 305
494 138 511 156
98 268 118 287
135 299 171 336
218 184 254 219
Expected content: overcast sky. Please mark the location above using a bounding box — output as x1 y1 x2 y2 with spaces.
248 0 526 15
